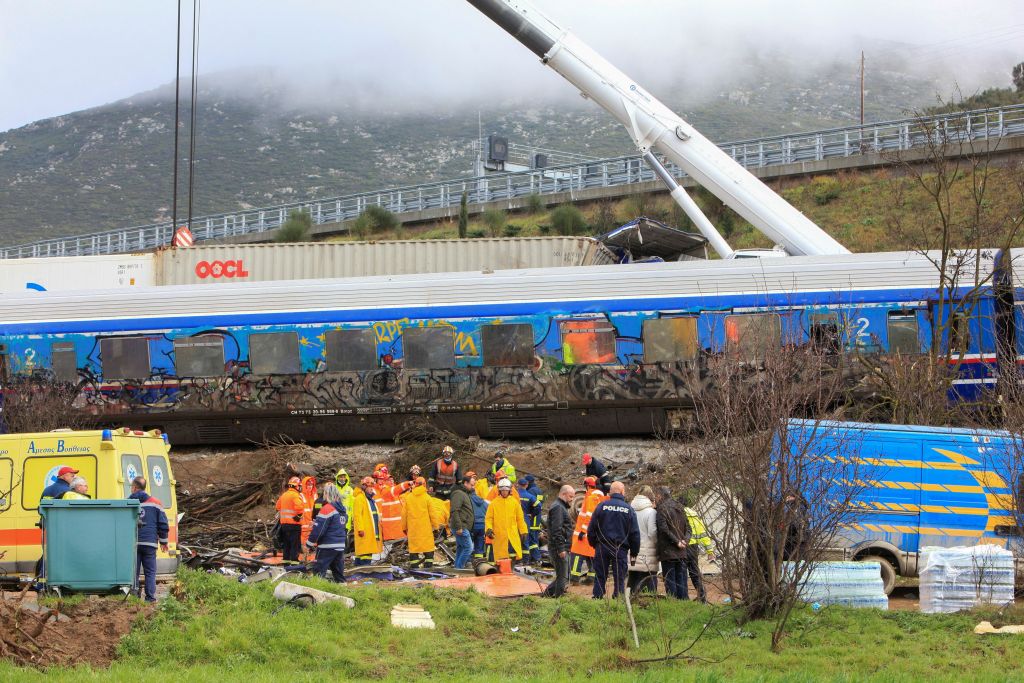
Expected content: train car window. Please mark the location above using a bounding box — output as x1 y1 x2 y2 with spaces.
174 336 225 377
950 312 971 355
51 342 78 384
559 319 617 364
403 327 455 369
482 324 534 367
249 332 301 375
100 337 151 380
643 318 698 362
809 313 841 355
724 314 781 360
326 329 378 371
887 311 920 354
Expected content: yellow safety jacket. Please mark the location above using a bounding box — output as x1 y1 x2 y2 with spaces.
685 507 712 552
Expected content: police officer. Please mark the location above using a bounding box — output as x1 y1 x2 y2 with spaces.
587 481 640 599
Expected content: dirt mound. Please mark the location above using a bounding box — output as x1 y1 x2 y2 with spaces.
0 591 150 669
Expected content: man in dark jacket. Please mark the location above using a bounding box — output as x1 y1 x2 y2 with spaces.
542 485 576 598
449 476 476 569
468 473 489 560
40 466 78 500
582 453 612 494
588 481 640 599
654 486 692 600
129 476 169 602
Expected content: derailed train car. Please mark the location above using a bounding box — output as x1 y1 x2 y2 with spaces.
0 250 1015 445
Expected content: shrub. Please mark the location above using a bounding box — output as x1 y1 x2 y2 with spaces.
468 229 486 238
352 205 399 238
811 176 842 205
481 209 507 237
274 209 312 243
550 204 587 236
502 224 522 237
525 193 545 212
537 224 552 235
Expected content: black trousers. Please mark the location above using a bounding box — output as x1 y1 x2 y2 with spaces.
312 548 345 582
685 545 706 600
593 544 628 599
278 524 302 563
543 549 569 597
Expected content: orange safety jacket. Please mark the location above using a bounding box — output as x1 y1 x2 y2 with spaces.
276 489 306 525
375 479 412 541
570 488 608 557
432 459 459 488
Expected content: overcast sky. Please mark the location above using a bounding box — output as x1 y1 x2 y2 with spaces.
1 0 1021 132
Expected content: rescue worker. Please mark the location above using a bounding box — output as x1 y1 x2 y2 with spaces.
525 475 545 565
569 476 607 583
489 451 517 484
588 481 640 600
469 475 489 560
275 476 306 564
470 470 489 500
407 464 422 484
484 478 528 564
40 465 78 500
335 468 355 530
129 476 169 603
428 445 460 500
486 470 520 501
542 485 575 598
373 465 413 543
654 486 692 600
516 478 541 564
582 453 613 494
401 477 443 568
63 476 92 500
628 485 659 593
448 474 475 569
684 503 713 603
306 482 348 582
351 477 383 566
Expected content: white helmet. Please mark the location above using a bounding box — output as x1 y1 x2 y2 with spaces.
497 478 512 490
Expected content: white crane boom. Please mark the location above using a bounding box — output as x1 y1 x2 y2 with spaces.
466 0 850 257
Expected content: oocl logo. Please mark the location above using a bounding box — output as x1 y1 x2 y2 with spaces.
195 260 250 280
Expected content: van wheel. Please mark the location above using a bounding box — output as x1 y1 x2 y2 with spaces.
859 555 897 595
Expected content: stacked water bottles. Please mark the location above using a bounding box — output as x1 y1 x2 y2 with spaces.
786 561 889 609
919 545 1015 614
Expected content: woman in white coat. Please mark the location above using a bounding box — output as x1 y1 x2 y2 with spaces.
629 485 660 593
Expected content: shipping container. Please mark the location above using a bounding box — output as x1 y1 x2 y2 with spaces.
0 254 154 293
154 237 616 286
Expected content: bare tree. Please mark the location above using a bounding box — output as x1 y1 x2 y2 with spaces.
0 376 90 435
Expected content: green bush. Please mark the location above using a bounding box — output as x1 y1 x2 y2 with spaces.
550 203 587 236
525 193 544 212
273 209 312 243
537 224 552 235
502 224 523 237
468 229 486 238
811 176 842 206
352 205 399 238
482 209 507 237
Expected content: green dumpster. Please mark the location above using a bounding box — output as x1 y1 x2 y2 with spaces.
39 499 141 594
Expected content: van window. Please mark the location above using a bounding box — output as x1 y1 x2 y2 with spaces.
643 318 698 362
121 454 143 498
403 327 455 369
101 337 151 380
0 458 12 511
23 454 97 510
560 319 617 365
887 311 920 354
482 324 535 367
724 313 781 360
325 329 378 371
147 455 172 510
809 313 841 355
249 332 301 375
174 336 225 377
51 342 78 384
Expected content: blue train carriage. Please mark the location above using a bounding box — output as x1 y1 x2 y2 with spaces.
1012 248 1024 378
795 419 1022 594
0 251 1006 445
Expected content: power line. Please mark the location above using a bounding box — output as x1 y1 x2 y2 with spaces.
186 0 202 232
171 0 182 241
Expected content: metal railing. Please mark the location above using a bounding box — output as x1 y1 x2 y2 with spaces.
4 104 1023 259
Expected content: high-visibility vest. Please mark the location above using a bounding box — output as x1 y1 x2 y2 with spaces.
570 488 607 557
435 460 458 486
375 479 412 541
685 507 712 551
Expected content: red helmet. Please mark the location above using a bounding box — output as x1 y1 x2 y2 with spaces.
582 453 593 466
584 475 598 489
374 464 390 479
288 476 301 489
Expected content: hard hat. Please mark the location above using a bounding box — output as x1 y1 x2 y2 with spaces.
584 476 598 489
494 451 505 459
360 476 375 487
494 469 506 479
414 476 427 487
288 476 301 489
375 465 390 478
582 453 593 465
497 478 512 490
442 445 454 457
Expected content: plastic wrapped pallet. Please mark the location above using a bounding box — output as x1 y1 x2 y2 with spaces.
784 561 889 609
919 545 1015 614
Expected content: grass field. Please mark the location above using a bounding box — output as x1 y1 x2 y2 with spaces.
5 569 1024 682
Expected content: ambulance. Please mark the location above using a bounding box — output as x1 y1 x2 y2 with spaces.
0 428 179 581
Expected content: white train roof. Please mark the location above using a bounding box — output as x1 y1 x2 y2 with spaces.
0 250 997 326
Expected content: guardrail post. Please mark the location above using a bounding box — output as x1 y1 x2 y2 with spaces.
758 141 765 167
815 134 823 161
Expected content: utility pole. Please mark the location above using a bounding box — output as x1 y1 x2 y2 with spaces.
860 51 865 126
